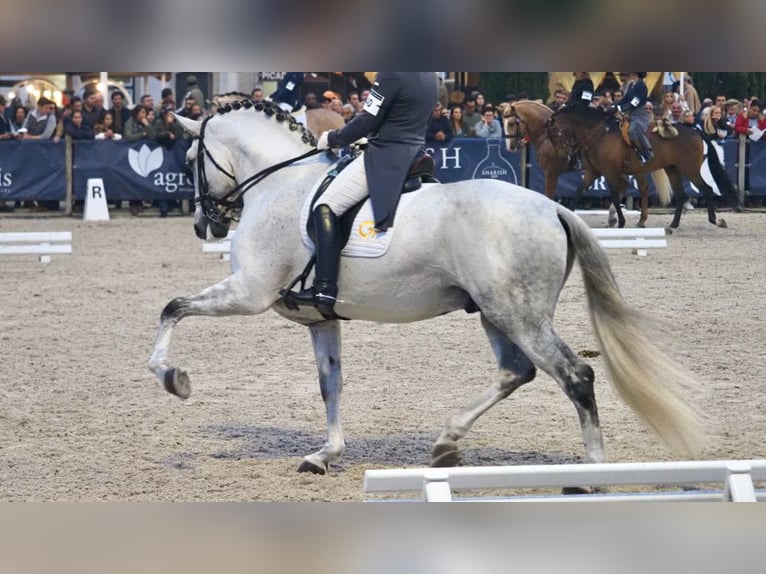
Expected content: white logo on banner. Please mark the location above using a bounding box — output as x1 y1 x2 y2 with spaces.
128 144 164 177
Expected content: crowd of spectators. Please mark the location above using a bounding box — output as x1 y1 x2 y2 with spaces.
4 72 766 215
0 75 204 215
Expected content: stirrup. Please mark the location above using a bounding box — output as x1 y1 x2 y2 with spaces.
279 287 348 321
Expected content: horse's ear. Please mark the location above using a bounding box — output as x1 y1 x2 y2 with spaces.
174 114 202 136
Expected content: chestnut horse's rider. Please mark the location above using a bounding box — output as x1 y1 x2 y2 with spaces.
614 72 654 165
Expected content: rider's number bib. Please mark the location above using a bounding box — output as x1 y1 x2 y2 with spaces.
364 88 385 116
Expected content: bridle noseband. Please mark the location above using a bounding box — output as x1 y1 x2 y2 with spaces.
194 100 322 225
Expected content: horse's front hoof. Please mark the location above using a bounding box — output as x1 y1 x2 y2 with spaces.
298 460 327 475
163 368 191 399
717 218 728 228
431 442 462 468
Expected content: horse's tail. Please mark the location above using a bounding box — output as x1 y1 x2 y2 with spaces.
704 137 739 207
556 207 706 456
650 169 672 206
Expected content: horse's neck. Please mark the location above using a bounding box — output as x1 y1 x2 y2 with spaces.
239 157 330 224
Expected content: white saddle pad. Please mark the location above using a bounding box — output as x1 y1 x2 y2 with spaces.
300 177 433 258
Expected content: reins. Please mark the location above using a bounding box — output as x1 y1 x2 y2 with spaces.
195 105 323 224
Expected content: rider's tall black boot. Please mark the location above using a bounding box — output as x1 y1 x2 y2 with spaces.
284 204 342 317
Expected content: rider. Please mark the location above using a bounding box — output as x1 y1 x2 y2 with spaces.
564 72 595 169
567 72 595 109
613 72 654 165
282 72 438 318
270 72 304 112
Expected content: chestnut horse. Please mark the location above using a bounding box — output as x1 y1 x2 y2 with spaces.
502 101 671 228
550 105 737 229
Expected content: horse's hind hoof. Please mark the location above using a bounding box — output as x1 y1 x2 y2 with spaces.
562 486 601 496
717 218 728 228
163 368 191 399
297 460 327 475
431 442 462 468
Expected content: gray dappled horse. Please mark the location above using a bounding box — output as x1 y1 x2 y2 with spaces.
148 98 703 475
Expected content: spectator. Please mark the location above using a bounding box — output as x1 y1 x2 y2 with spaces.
0 95 12 140
156 105 187 142
124 104 156 141
340 103 355 123
597 90 613 110
81 89 105 129
110 91 130 135
10 105 27 136
668 101 684 124
251 86 265 102
681 109 696 126
139 94 155 114
94 111 122 140
426 102 453 145
683 76 701 115
303 92 319 110
735 99 766 140
448 105 468 137
64 110 94 140
461 96 481 136
176 96 196 118
189 103 203 120
724 99 741 137
327 97 341 116
703 105 729 141
160 87 175 110
714 94 728 114
184 75 206 110
124 105 156 216
612 89 623 103
22 97 57 139
660 91 676 120
347 91 363 114
549 89 568 112
321 90 338 110
474 92 486 110
475 104 502 138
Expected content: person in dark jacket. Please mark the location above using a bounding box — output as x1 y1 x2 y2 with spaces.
64 110 94 140
270 72 304 112
282 72 438 318
567 72 595 109
614 72 653 164
425 101 453 145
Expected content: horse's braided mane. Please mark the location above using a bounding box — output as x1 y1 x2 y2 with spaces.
210 92 317 147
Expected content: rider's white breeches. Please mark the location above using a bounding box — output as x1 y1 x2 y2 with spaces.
318 155 368 217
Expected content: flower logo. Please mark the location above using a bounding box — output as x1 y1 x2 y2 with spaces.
128 145 164 177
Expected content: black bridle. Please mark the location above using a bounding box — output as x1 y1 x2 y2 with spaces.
194 104 322 225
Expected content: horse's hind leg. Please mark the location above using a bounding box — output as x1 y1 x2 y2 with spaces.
298 321 345 475
148 274 272 398
666 167 686 229
431 315 536 467
635 174 650 227
484 312 606 465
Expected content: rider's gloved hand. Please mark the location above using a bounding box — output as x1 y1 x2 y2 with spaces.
316 131 331 151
